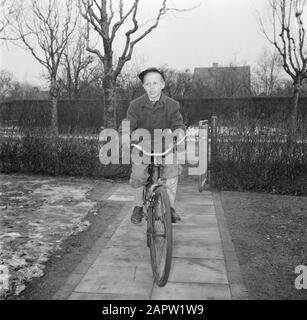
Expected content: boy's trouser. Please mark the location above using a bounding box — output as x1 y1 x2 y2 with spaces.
130 163 182 208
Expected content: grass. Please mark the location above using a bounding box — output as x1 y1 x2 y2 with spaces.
220 190 307 300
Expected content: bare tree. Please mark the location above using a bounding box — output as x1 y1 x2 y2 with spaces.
58 29 95 99
260 0 307 136
0 0 13 36
0 69 14 101
217 63 251 97
11 0 78 134
78 0 197 128
160 66 193 98
252 49 284 96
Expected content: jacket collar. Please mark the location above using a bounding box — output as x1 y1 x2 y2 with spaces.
141 92 167 110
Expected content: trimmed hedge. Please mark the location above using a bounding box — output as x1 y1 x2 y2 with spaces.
209 115 307 196
211 140 307 196
0 97 306 195
0 133 130 179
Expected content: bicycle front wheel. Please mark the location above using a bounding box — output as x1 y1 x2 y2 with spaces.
148 186 173 287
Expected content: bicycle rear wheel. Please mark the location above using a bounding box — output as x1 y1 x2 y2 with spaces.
148 186 172 287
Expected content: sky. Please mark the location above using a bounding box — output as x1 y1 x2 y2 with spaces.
0 0 272 86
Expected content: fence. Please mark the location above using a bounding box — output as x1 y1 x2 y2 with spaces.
1 96 307 132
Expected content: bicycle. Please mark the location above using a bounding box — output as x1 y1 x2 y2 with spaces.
131 132 188 287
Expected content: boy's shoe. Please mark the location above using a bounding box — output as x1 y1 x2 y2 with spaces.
171 207 181 223
131 206 143 224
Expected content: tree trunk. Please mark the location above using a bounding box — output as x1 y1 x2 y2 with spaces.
50 76 59 136
49 75 59 174
103 75 117 128
290 83 300 139
51 96 58 135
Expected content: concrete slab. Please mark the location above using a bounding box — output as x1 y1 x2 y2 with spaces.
177 194 213 201
173 242 224 259
91 246 151 268
168 258 228 284
69 292 149 300
74 264 153 296
173 225 221 239
178 214 218 227
174 235 222 247
176 203 216 215
151 282 231 300
177 197 214 205
107 226 146 247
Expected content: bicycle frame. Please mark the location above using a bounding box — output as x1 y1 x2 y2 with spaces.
131 130 190 218
142 164 164 220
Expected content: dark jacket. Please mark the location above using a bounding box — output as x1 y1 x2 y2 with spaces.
123 92 186 135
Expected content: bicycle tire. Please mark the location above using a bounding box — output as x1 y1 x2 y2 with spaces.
148 186 172 287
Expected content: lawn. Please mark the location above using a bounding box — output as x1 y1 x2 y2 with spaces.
220 190 307 300
0 174 116 298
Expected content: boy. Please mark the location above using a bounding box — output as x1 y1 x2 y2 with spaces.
120 67 186 224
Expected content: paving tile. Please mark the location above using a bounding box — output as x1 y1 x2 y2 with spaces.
173 225 221 239
107 224 147 247
74 265 154 296
177 192 212 198
177 188 212 195
176 204 216 215
177 198 214 205
173 241 224 259
168 258 228 284
178 214 218 227
69 292 149 300
91 246 151 268
176 185 211 194
151 282 231 300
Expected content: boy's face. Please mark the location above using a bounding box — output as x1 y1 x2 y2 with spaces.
142 72 165 101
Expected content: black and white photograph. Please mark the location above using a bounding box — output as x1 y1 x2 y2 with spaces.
0 0 306 307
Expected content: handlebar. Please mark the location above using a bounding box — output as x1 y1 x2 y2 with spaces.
131 129 191 157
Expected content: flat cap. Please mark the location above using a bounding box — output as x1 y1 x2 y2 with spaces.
138 67 165 82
